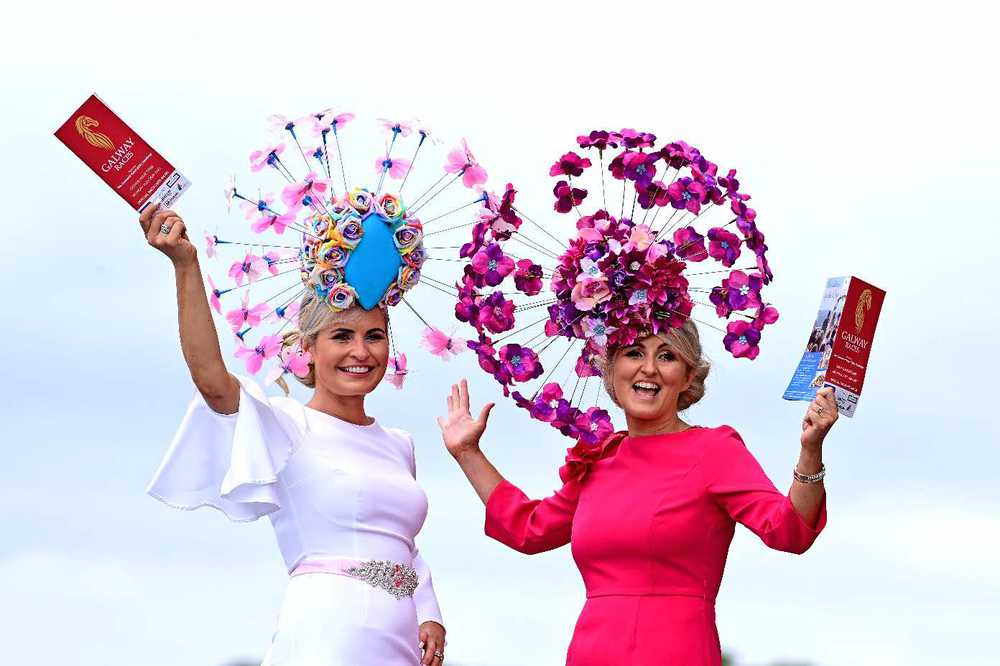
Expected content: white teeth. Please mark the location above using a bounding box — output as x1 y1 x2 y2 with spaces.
341 366 371 374
634 382 659 390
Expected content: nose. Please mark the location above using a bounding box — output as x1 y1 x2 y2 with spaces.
640 352 657 376
346 337 373 361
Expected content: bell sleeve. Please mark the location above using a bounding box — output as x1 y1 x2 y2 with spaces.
146 375 304 522
702 426 826 554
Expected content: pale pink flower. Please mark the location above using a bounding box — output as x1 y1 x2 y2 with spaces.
444 139 488 188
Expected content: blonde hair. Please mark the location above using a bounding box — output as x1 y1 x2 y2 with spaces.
599 319 710 411
281 294 389 389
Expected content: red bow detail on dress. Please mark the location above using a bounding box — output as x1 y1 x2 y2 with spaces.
561 431 627 484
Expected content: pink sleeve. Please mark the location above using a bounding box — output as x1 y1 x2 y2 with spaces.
484 473 580 555
702 427 826 554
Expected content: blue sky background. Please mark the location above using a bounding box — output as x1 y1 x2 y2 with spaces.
2 2 997 664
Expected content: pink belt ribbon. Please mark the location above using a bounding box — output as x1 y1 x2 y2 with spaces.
290 557 419 600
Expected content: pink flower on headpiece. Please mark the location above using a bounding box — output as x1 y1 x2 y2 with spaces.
374 152 412 180
622 151 658 188
206 275 222 314
204 234 217 259
282 172 331 211
445 139 488 188
581 316 615 347
268 299 301 323
637 180 671 209
577 130 621 151
265 344 313 386
553 180 587 213
549 152 592 178
571 278 611 311
241 193 274 220
378 118 413 137
226 291 271 331
235 334 282 374
752 304 779 331
673 226 708 261
513 259 544 296
330 112 355 131
223 176 236 212
249 143 286 172
574 407 616 446
723 320 761 360
251 211 296 235
707 227 742 267
710 270 763 316
624 225 654 253
228 253 267 286
667 177 706 214
267 114 298 134
477 293 516 334
264 250 291 276
618 128 657 149
421 327 467 360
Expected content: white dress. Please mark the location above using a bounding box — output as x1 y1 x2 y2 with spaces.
147 376 443 665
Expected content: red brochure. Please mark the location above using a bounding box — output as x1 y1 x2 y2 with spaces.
54 94 190 211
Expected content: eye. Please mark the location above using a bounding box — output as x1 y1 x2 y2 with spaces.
331 332 351 342
624 349 642 358
658 351 676 362
366 332 386 342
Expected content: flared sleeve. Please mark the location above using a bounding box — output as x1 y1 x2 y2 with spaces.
702 426 826 554
147 375 305 522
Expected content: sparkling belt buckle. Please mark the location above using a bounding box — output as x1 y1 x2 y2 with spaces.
344 559 418 600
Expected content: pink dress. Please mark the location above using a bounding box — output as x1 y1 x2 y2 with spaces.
485 425 826 666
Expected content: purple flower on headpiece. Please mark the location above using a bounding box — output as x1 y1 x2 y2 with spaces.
707 227 742 267
471 243 515 287
731 199 758 236
576 130 621 151
581 316 614 347
514 259 544 296
394 224 423 255
622 151 658 188
723 320 761 360
467 336 501 375
460 221 489 259
574 407 615 446
477 292 516 333
618 128 656 149
404 247 426 270
719 168 740 195
637 181 671 209
672 226 709 261
666 177 706 214
658 141 696 169
455 292 481 326
553 180 588 214
499 344 543 382
709 270 763 316
549 151 593 177
336 218 364 249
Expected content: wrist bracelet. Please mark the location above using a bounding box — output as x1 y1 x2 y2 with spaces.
793 464 826 484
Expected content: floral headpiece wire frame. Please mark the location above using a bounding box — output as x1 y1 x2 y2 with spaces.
205 111 491 392
449 129 778 444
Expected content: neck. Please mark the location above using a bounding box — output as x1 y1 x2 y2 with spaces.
625 411 688 438
306 386 372 426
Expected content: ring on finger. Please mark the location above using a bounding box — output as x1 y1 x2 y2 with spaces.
159 222 172 235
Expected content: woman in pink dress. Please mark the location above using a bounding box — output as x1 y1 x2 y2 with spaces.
436 320 839 666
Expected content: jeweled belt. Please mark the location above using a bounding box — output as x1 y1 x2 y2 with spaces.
290 557 418 600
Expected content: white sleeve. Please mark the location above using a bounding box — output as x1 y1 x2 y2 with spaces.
146 375 304 522
412 546 444 626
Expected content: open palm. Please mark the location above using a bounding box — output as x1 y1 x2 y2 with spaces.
437 379 494 457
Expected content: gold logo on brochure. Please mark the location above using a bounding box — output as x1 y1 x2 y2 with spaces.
75 115 115 150
855 289 872 334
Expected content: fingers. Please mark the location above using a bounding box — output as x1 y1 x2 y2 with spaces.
451 383 462 414
421 634 443 666
436 416 446 432
477 402 495 426
459 378 470 413
138 202 160 235
166 218 187 244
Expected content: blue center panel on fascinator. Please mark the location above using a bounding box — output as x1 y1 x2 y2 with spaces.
345 211 404 310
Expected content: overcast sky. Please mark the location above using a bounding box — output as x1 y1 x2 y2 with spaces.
2 1 998 665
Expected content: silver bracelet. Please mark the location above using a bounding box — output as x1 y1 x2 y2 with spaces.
793 464 826 484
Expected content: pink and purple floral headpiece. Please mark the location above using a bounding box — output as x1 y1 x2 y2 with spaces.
450 129 779 443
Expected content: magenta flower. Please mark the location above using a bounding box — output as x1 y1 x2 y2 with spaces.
709 270 762 316
499 344 543 382
445 139 488 188
549 151 592 177
235 334 282 374
281 172 331 211
637 181 671 209
618 128 656 149
707 227 742 267
228 253 267 286
571 277 611 311
666 177 707 214
576 130 621 151
513 259 544 295
723 320 761 360
471 243 515 287
476 292 516 333
673 226 709 261
752 304 780 331
574 406 615 446
553 180 587 214
659 141 697 169
719 168 740 195
460 222 489 259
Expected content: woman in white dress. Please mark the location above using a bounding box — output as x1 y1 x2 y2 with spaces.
139 203 447 665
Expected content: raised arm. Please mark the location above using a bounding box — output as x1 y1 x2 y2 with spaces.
139 203 239 414
790 387 839 526
437 379 501 504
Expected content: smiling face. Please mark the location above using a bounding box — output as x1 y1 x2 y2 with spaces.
610 334 694 426
305 306 390 398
